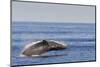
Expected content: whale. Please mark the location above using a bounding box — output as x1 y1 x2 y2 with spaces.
21 40 67 57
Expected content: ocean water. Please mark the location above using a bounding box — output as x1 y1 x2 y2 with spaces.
11 22 96 66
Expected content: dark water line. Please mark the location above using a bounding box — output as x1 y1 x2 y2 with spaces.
12 38 95 42
12 31 95 34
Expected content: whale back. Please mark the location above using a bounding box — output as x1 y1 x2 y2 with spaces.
47 41 67 50
22 40 49 56
21 40 67 56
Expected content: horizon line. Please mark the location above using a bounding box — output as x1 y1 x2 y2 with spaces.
12 21 95 23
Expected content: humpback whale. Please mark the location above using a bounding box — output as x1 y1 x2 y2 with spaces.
21 40 67 57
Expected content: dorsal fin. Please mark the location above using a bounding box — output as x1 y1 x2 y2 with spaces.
42 40 48 45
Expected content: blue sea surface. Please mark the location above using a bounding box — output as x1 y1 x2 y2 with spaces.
11 22 96 66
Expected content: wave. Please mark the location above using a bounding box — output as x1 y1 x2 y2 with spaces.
12 37 95 42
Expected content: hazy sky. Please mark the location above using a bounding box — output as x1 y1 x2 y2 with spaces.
12 1 95 23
